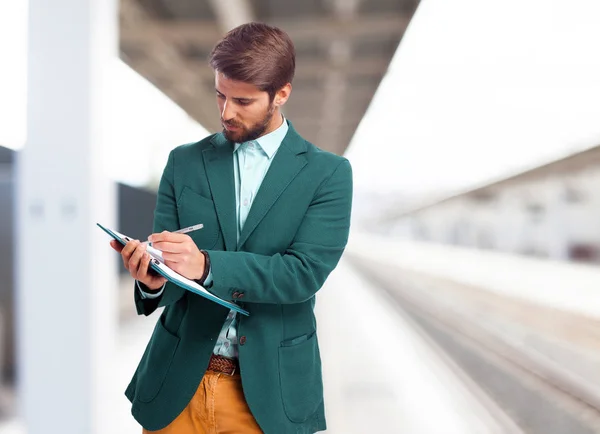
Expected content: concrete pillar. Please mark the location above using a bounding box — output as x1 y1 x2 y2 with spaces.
548 183 568 261
16 0 118 433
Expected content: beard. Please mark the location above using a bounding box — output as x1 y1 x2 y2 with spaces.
222 103 276 143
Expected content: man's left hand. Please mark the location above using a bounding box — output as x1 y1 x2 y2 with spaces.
148 231 205 280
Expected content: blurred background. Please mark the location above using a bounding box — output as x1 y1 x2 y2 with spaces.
1 0 600 433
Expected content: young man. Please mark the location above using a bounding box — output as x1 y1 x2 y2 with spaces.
111 22 353 434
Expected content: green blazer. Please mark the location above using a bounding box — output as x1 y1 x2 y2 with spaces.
125 121 353 434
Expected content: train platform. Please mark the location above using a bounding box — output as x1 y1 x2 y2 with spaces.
0 257 500 433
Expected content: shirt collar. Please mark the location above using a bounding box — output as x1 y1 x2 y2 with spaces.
234 116 289 159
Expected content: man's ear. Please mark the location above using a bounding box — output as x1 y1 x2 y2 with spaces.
274 83 292 106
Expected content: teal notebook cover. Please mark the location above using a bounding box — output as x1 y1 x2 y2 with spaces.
97 222 249 316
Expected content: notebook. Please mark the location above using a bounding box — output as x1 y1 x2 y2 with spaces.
97 223 249 316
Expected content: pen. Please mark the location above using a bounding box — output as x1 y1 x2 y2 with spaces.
175 223 204 234
147 223 203 244
132 223 204 245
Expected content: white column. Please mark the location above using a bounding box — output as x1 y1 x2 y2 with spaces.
16 0 118 433
548 183 568 261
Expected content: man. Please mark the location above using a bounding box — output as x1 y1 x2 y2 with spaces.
111 22 352 434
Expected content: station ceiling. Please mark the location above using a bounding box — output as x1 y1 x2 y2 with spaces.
120 0 419 155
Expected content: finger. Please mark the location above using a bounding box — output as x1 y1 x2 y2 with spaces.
120 240 136 270
148 231 189 244
136 252 152 281
121 239 140 259
161 251 184 263
139 254 167 288
151 240 190 253
164 259 182 275
128 243 147 279
109 240 124 253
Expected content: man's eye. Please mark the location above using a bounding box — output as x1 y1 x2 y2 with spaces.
216 93 225 99
237 100 251 106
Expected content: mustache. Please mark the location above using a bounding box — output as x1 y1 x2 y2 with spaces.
222 119 243 128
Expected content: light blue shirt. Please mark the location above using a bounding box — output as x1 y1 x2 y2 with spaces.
140 116 289 359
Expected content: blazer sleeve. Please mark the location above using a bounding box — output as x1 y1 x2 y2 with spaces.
134 149 187 316
204 159 353 304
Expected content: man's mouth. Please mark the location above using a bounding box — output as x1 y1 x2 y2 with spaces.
224 124 240 131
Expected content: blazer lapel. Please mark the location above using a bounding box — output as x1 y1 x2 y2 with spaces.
203 134 237 252
238 124 308 249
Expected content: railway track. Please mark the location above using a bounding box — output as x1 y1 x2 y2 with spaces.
348 255 600 434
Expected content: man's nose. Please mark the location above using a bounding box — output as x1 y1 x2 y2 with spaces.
221 100 236 121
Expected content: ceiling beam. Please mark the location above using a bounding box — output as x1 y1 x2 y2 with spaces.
286 88 376 107
297 56 391 79
120 0 220 132
274 13 411 41
206 0 254 32
316 0 361 155
289 116 364 128
120 13 411 47
120 0 256 46
151 56 391 80
118 1 412 155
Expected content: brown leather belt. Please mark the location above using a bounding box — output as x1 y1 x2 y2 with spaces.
208 354 239 376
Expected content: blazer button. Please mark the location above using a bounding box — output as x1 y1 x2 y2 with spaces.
237 292 244 299
232 291 240 299
239 336 247 345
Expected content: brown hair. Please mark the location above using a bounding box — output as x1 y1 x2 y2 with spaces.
209 22 295 101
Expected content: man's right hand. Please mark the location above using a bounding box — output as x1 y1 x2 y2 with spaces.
110 239 167 291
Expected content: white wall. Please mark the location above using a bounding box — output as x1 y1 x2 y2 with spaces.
346 0 600 210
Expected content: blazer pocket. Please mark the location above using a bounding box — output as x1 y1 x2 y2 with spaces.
136 317 180 403
278 331 323 423
177 186 221 250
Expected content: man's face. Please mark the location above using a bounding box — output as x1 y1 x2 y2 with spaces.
215 73 276 143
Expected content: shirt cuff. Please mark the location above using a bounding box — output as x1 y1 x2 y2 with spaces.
137 280 166 299
203 268 213 288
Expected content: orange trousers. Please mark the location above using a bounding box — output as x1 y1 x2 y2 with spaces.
143 370 263 434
